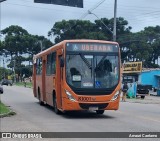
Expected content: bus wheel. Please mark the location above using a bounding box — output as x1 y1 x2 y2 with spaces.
141 96 145 99
38 88 44 106
53 96 60 114
96 110 104 115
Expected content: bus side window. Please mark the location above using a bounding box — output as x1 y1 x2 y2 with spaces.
36 58 42 75
47 54 51 75
51 52 56 74
47 52 56 75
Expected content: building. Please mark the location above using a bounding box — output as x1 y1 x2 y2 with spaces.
139 69 160 89
122 62 160 96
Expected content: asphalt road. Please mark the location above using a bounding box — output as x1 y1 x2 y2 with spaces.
0 85 160 141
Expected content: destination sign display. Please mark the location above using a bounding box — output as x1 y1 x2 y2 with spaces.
66 42 119 52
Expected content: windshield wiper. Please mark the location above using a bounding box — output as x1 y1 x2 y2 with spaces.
95 55 107 71
79 53 92 69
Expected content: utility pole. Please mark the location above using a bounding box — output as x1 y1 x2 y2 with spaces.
3 57 5 78
113 0 117 41
14 59 16 83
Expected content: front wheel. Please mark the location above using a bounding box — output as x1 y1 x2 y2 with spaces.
141 96 145 99
96 110 104 115
53 96 60 114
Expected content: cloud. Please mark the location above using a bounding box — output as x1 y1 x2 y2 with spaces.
1 0 160 38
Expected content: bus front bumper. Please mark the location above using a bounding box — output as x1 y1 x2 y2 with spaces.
62 97 120 111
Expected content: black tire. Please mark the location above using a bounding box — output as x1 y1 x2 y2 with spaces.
141 96 145 99
53 96 60 114
38 88 44 106
96 110 104 115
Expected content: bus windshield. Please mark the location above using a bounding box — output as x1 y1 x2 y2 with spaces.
66 42 119 89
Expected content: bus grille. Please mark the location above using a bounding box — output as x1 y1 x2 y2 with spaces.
79 103 108 110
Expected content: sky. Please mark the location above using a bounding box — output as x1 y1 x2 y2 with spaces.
1 0 160 39
0 0 160 66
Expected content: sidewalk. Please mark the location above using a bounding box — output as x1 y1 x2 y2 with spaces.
125 95 160 104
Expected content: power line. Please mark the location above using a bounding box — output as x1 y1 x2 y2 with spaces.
3 2 160 26
2 0 160 34
4 2 160 21
3 2 160 29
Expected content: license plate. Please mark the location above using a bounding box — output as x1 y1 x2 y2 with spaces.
89 107 98 111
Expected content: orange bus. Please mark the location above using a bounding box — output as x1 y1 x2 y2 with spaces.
33 40 121 114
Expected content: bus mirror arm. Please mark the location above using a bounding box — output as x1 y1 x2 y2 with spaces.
60 57 64 68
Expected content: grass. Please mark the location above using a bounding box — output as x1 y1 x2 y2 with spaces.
0 101 16 117
0 101 10 115
15 82 32 88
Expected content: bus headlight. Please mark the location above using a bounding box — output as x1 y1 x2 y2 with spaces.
65 90 76 102
111 91 120 101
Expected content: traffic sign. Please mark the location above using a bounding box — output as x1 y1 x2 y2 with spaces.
34 0 83 8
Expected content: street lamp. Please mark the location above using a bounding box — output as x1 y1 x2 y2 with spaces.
88 10 113 35
88 0 117 41
14 59 16 83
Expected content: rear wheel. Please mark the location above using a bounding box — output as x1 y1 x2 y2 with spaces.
96 110 104 115
38 88 44 106
53 96 60 114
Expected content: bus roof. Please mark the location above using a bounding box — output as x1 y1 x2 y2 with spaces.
34 39 119 58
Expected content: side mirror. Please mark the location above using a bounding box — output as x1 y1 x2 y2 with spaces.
60 57 64 68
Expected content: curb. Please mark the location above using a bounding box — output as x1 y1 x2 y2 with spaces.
126 100 160 104
125 98 160 104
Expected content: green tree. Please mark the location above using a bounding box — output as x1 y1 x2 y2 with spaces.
1 25 29 58
1 25 53 80
118 26 160 68
48 19 107 43
151 39 160 66
48 18 132 43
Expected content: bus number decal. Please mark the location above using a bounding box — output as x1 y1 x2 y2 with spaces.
78 97 96 101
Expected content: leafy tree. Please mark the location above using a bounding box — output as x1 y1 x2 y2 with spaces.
118 26 160 68
0 67 12 80
151 39 160 65
48 19 107 43
48 18 132 43
1 25 53 80
95 17 132 41
1 25 29 58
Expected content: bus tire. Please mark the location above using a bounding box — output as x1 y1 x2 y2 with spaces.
53 95 60 114
96 110 104 115
141 96 145 99
38 87 44 106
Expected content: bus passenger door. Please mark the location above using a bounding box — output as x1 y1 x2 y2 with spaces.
56 51 64 110
33 63 37 97
42 59 46 102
